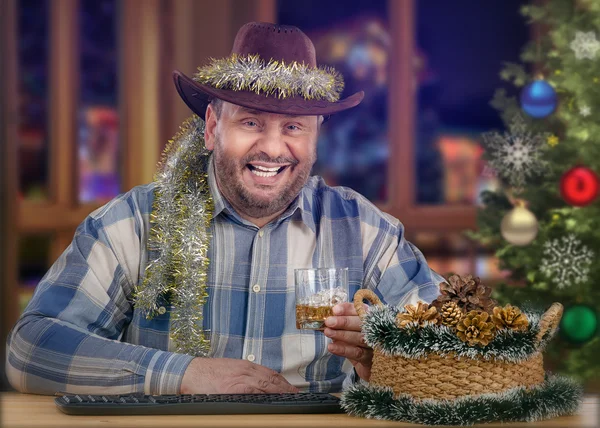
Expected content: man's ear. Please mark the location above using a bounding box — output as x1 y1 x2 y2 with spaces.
204 104 217 151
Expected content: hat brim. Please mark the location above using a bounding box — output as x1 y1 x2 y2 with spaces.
173 70 364 120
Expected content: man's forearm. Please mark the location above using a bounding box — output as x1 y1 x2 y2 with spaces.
6 314 194 395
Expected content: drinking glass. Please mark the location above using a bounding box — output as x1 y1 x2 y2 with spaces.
295 267 349 330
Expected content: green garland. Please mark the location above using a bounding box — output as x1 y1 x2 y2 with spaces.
194 53 344 102
341 375 582 426
362 305 556 363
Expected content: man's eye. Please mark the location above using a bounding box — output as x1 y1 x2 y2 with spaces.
244 121 258 127
287 125 300 131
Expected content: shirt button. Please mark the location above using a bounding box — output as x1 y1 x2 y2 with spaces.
247 354 256 362
258 230 264 237
252 284 261 293
158 306 166 315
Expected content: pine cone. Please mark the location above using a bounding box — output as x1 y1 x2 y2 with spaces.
396 301 439 328
439 301 464 328
432 274 497 314
492 304 529 331
456 310 496 346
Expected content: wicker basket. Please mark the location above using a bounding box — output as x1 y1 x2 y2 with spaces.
353 289 563 401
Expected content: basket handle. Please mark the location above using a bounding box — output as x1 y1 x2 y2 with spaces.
536 302 563 345
353 289 383 320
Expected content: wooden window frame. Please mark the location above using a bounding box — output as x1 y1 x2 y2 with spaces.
2 0 277 337
1 0 20 356
384 0 477 233
5 0 167 334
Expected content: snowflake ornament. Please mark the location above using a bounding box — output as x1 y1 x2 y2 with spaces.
540 234 594 288
570 31 600 60
579 104 592 117
480 115 549 188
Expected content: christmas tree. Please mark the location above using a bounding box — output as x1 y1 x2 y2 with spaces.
467 0 600 390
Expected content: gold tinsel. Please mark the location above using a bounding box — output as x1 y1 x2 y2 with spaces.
193 54 345 102
492 304 529 331
134 115 213 357
396 302 439 328
456 310 496 347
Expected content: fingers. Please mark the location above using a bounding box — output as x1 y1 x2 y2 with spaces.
323 328 368 348
246 364 299 393
324 314 363 331
182 358 300 394
331 302 369 316
250 372 299 393
236 386 264 394
332 302 358 316
327 340 373 365
324 302 369 331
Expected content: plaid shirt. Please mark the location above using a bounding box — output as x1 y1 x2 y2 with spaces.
6 155 443 395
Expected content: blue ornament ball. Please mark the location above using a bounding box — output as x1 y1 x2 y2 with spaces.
520 80 558 118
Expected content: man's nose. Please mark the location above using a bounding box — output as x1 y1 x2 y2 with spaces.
255 127 287 159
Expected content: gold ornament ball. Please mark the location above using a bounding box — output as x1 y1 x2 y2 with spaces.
501 206 538 246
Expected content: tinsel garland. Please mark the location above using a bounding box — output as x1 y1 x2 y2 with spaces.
340 375 582 426
134 115 213 357
193 54 344 102
362 305 554 363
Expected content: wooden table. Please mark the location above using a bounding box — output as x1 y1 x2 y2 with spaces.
1 392 598 427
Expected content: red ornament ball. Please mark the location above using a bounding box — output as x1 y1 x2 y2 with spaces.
560 166 599 206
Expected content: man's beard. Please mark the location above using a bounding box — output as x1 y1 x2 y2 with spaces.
212 133 315 220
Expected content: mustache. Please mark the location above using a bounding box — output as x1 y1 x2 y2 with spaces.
242 154 299 166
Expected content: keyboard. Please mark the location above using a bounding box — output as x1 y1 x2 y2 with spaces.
54 392 345 415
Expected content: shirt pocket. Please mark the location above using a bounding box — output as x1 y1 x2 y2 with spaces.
298 331 345 381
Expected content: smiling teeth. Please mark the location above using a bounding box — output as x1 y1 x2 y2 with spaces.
253 165 281 172
251 169 278 177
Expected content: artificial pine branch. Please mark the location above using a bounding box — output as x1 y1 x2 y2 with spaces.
341 375 582 426
362 305 551 363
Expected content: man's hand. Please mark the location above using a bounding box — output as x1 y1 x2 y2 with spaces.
324 302 373 381
180 357 300 394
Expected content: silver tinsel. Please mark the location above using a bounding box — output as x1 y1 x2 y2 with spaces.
194 54 344 101
135 115 213 357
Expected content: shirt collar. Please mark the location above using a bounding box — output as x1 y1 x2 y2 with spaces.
207 153 229 218
207 153 304 228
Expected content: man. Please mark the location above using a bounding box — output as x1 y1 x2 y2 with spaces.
6 22 443 396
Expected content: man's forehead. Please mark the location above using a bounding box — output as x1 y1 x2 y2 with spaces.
228 103 311 120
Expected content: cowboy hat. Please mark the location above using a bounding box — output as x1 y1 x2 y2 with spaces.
173 22 364 119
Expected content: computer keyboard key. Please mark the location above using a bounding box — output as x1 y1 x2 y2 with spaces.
60 395 82 404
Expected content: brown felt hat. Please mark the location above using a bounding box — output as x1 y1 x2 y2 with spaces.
173 22 364 120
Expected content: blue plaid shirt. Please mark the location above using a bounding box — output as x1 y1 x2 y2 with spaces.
6 155 443 395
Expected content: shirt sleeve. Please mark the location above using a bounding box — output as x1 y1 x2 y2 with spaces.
341 215 443 390
5 191 194 396
341 367 358 389
365 214 445 307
